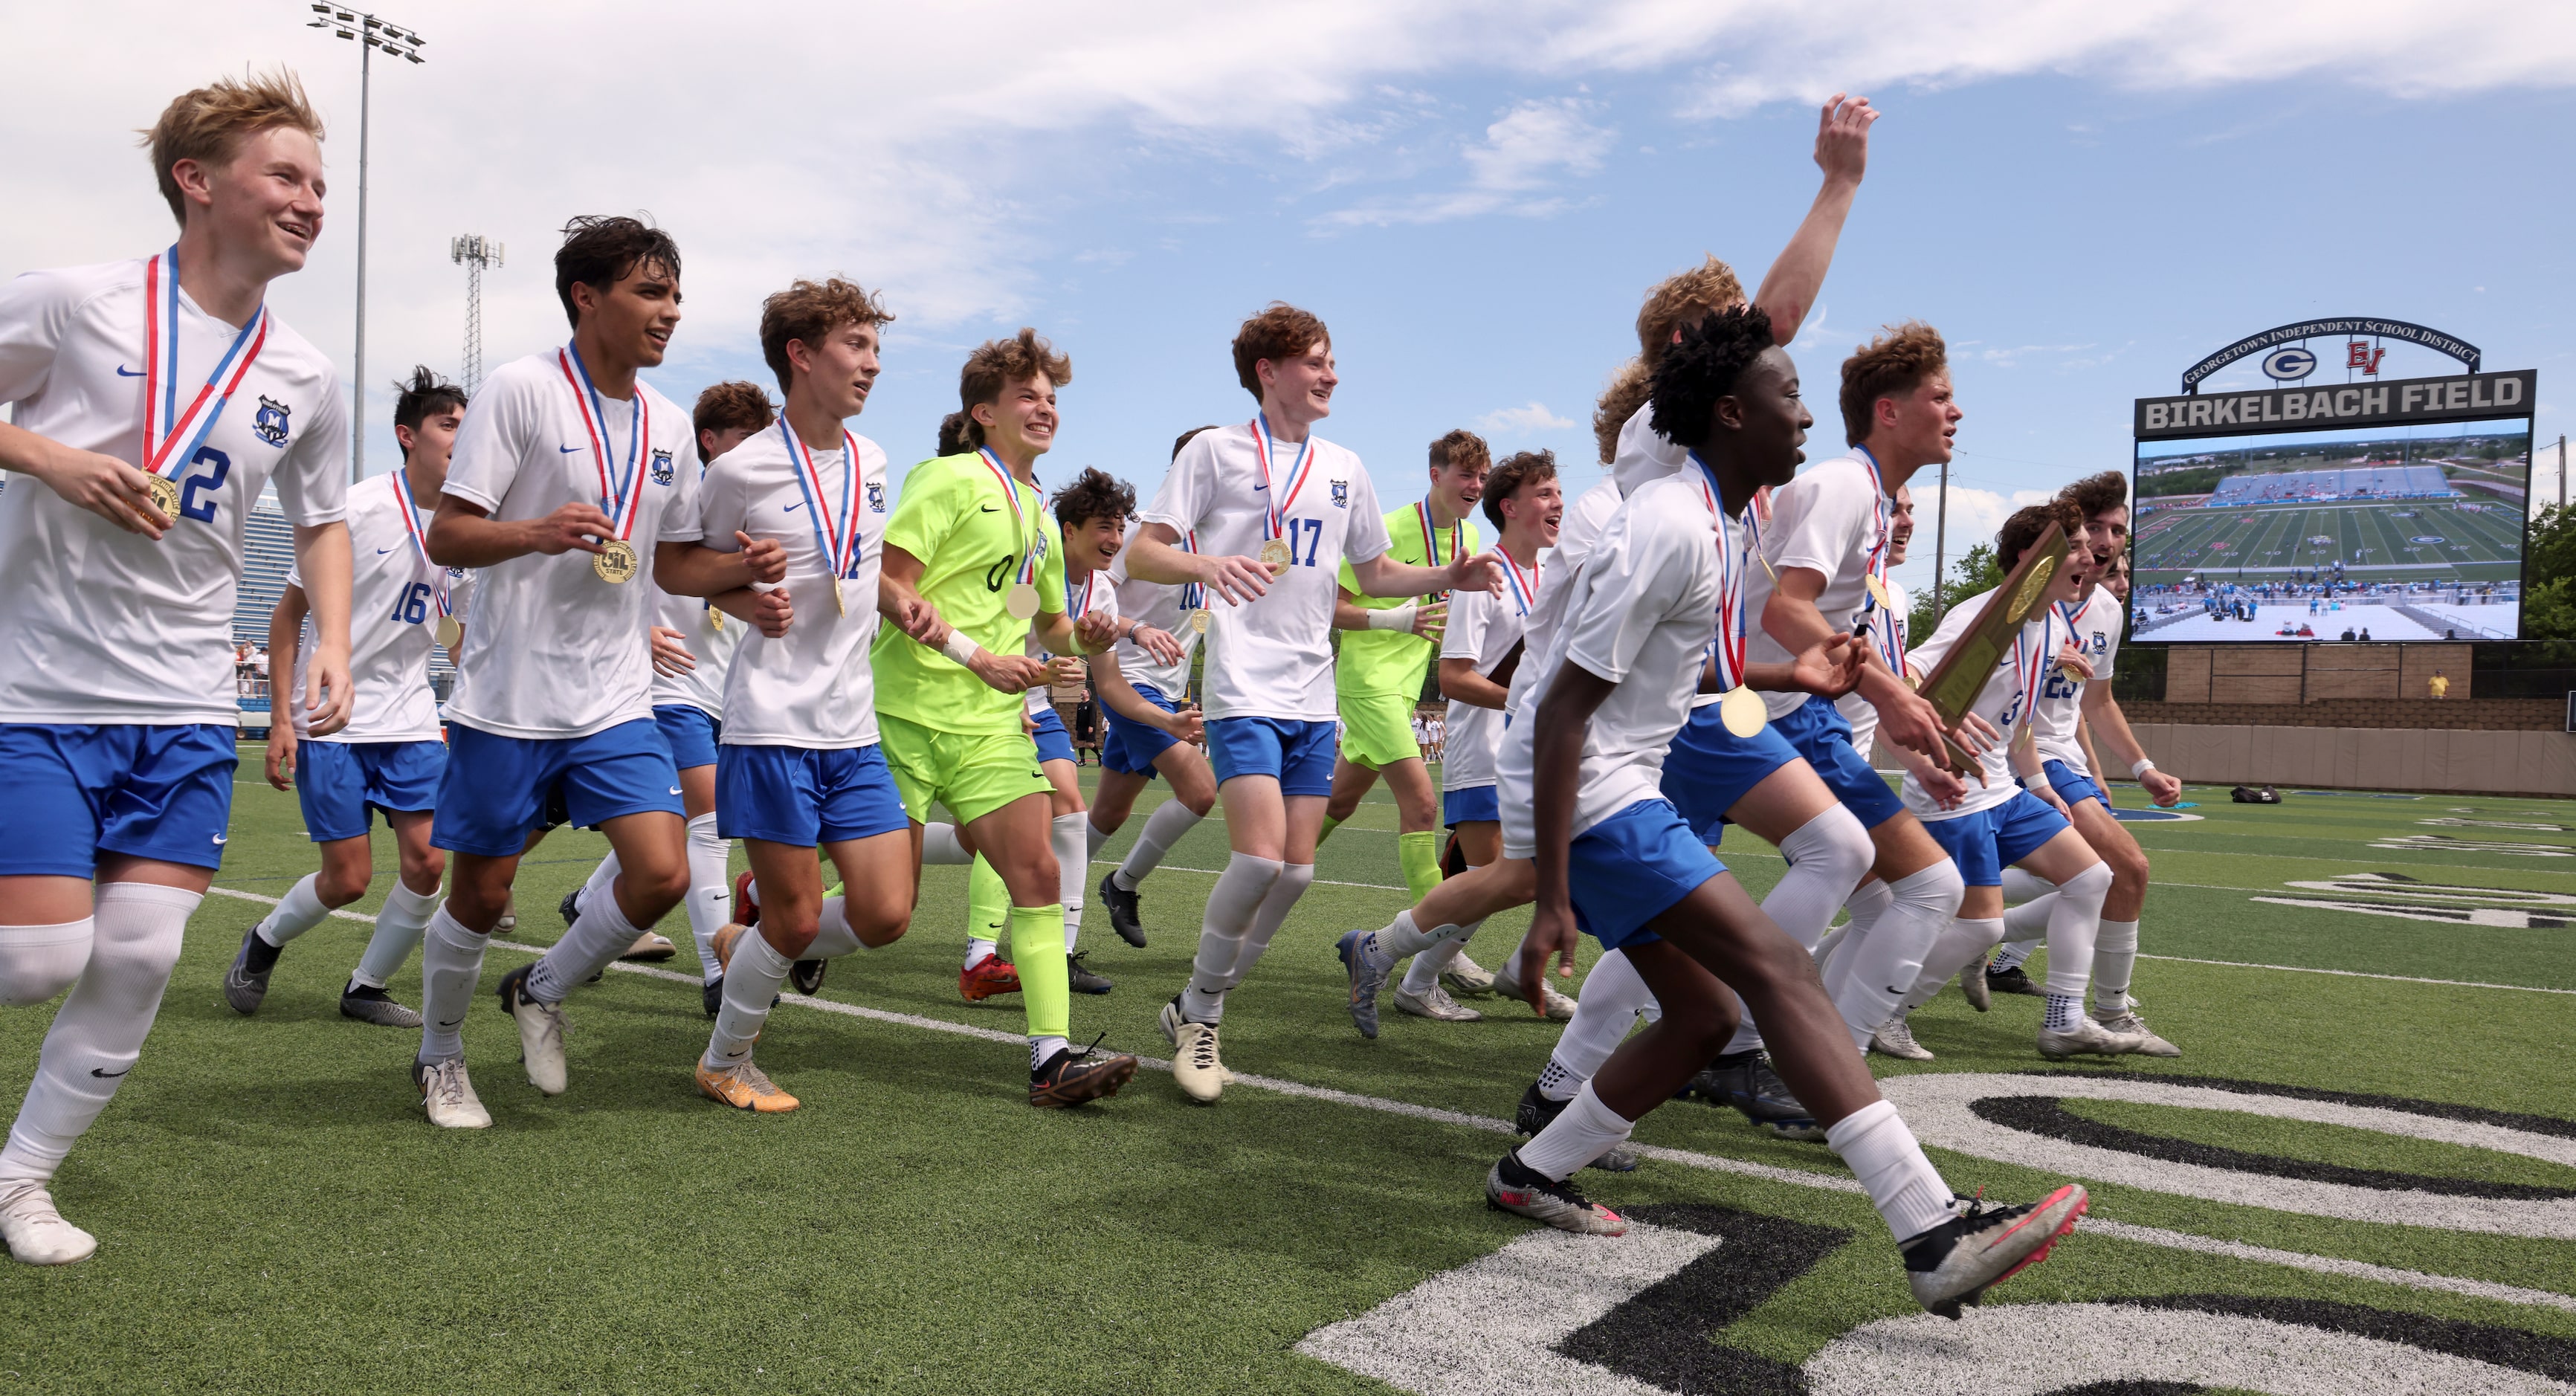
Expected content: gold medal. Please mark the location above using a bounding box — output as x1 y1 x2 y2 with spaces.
1191 608 1210 635
1866 575 1892 610
146 474 181 522
1006 583 1039 620
1260 537 1292 574
833 578 847 618
708 606 724 633
593 538 639 584
1718 685 1767 738
2057 663 2082 685
435 615 463 650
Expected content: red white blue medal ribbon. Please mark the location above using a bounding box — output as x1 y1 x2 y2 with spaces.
1499 550 1540 616
386 469 451 621
780 421 862 583
1179 530 1204 612
140 245 270 478
976 446 1041 589
1691 453 1749 691
2010 609 2059 731
1250 413 1316 542
557 344 648 543
1413 500 1460 569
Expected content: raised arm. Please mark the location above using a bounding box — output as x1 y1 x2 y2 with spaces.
1748 94 1876 344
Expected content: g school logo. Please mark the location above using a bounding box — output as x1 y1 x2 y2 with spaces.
651 449 677 486
866 481 887 513
253 395 292 447
1330 479 1349 508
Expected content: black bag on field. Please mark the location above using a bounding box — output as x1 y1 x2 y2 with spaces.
2230 784 2281 804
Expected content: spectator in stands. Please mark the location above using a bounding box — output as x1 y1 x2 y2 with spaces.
2360 628 2372 642
2429 670 2450 700
2340 627 2356 642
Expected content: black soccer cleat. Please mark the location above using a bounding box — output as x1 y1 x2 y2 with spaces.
557 888 583 928
1511 1082 1640 1172
1986 964 2041 998
702 976 723 1020
1685 1050 1826 1143
788 959 828 996
223 925 283 1016
1066 951 1114 995
338 981 422 1028
1097 870 1146 948
1030 1041 1139 1108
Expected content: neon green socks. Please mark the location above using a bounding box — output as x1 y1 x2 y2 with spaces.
1398 830 1443 902
1011 902 1070 1043
1316 813 1343 847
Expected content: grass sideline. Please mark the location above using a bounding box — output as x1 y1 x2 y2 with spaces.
0 756 2570 1392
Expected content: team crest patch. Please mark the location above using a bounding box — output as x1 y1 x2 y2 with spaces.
867 481 886 513
1331 479 1349 508
651 449 676 486
253 395 291 447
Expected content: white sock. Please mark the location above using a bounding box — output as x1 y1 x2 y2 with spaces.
1224 862 1314 986
576 851 621 922
352 882 437 989
256 873 333 947
1828 860 1963 1047
801 898 876 960
1999 867 2056 905
1181 853 1281 1024
2041 861 2114 998
526 885 643 1004
0 884 196 1186
703 931 794 1068
1115 801 1203 891
1904 917 2007 1017
1399 927 1478 996
965 937 998 969
1085 817 1111 858
416 905 488 1062
1517 1080 1636 1181
1546 949 1655 1084
683 812 731 986
2092 919 2140 1015
1535 1058 1581 1102
1503 940 1531 982
0 920 92 1007
1992 939 2040 972
1999 892 2056 946
1030 1035 1070 1072
920 823 972 866
1826 1098 1957 1243
1822 879 1892 980
1054 812 1089 953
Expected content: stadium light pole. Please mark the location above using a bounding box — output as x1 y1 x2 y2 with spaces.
307 4 426 482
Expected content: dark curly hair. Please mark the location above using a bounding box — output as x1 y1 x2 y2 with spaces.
2056 469 2128 521
1646 305 1777 449
1482 450 1557 534
936 410 973 458
555 214 681 329
1052 466 1136 530
1998 498 2086 572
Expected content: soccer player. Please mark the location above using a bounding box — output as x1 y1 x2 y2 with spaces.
1089 430 1221 949
1882 503 2144 1061
413 216 719 1129
1381 448 1561 1024
1320 430 1487 914
1124 303 1500 1102
0 71 352 1263
1836 483 1911 760
871 329 1139 1106
1486 309 2087 1322
564 379 772 1018
653 278 914 1112
226 366 465 1029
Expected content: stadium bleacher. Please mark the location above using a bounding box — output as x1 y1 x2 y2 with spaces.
2207 464 2458 505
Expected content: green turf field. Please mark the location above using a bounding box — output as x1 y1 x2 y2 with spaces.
2131 497 2525 588
4 755 2574 1392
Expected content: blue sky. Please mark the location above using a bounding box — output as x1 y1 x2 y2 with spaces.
7 1 2569 598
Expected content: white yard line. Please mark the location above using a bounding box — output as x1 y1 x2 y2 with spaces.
198 882 2576 1315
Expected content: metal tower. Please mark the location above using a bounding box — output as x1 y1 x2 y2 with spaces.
450 236 504 394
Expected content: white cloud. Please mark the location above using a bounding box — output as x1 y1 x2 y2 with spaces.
1476 401 1578 435
1317 98 1613 227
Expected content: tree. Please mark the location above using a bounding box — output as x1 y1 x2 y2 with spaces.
1911 541 2001 643
2519 504 2576 661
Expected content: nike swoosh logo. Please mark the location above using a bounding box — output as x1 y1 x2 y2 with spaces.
560 445 584 453
117 365 146 377
980 504 1001 513
668 786 682 795
377 547 396 555
90 1067 131 1079
212 834 228 844
784 501 804 514
438 1018 462 1029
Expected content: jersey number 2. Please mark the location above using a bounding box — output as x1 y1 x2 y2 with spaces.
179 446 230 523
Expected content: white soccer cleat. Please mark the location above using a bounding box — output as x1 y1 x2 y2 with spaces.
2037 1014 2148 1060
497 964 570 1095
1491 965 1577 1021
1395 983 1483 1023
1959 962 1992 1012
2092 1008 2181 1057
1903 1184 2088 1319
1870 1013 1935 1061
413 1057 493 1130
1439 952 1497 998
1160 996 1226 1102
0 1182 97 1266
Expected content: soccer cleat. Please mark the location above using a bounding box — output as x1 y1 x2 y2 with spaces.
1030 1042 1140 1108
697 1060 800 1113
1160 995 1227 1102
339 982 422 1029
1440 951 1497 998
1986 963 2041 997
702 976 724 1019
1098 870 1147 948
1485 1151 1627 1235
1490 963 1577 1021
1871 1013 1936 1061
732 870 760 927
1395 983 1482 1023
788 959 828 995
711 921 748 972
1066 951 1114 995
495 894 517 934
223 925 280 1015
2093 1008 2181 1057
960 954 1021 1001
1335 929 1390 1038
1687 1051 1827 1142
2037 1015 2149 1060
494 963 569 1096
1511 1084 1640 1172
1960 962 1992 1012
557 887 582 928
412 1057 492 1130
620 931 676 963
1902 1184 2088 1319
0 1182 97 1265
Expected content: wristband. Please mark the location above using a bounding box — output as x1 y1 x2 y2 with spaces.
1367 603 1419 633
2130 758 2157 778
940 633 984 668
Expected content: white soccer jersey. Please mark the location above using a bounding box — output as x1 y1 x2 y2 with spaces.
1500 468 1721 856
698 421 889 749
1505 476 1621 723
1899 585 2060 822
1030 563 1121 717
2030 583 2119 774
439 349 702 740
285 470 447 742
647 578 736 719
0 257 348 725
1610 400 1688 497
1839 577 1908 760
1442 552 1542 793
1140 419 1390 722
1743 449 1897 720
1105 520 1193 701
